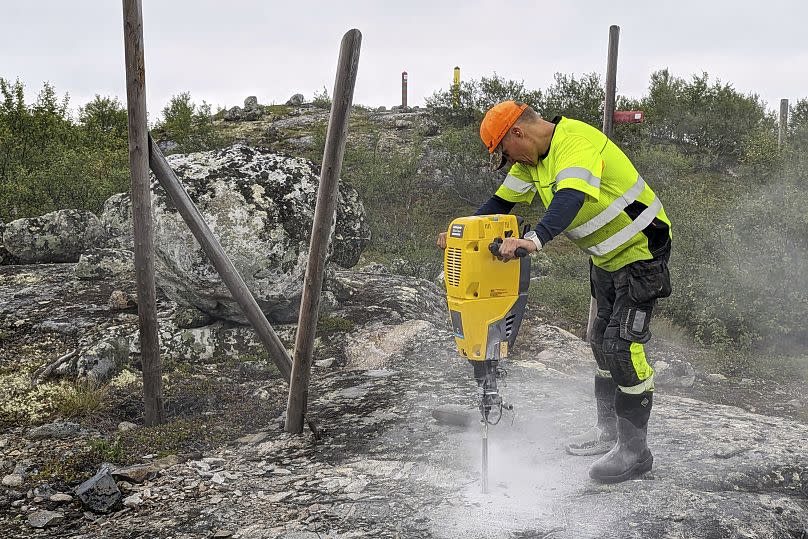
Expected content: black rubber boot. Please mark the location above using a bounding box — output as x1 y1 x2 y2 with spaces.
588 391 653 483
564 376 618 456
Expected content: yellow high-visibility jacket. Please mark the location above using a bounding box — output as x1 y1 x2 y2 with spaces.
495 117 671 271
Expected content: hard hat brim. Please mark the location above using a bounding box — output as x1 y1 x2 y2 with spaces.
489 145 507 171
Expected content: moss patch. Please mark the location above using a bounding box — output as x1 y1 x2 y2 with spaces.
317 316 355 335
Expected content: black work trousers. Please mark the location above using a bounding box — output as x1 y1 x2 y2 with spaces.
588 249 671 390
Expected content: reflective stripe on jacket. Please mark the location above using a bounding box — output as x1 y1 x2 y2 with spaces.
494 117 672 271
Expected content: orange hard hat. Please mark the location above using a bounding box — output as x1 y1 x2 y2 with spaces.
479 100 528 170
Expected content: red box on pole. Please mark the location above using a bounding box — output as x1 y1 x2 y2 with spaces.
613 110 644 124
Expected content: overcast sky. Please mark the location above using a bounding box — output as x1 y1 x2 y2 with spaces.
2 1 804 120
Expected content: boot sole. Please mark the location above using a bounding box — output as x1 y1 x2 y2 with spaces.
589 453 653 484
565 440 615 456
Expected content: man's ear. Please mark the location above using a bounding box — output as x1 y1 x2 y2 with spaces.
510 125 524 138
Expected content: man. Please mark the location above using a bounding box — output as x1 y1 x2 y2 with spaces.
437 100 672 483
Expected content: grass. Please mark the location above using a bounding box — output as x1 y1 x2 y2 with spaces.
527 236 590 329
265 104 293 116
33 448 104 485
51 381 110 419
88 436 124 463
529 276 589 327
650 316 691 346
317 316 355 335
118 417 224 461
695 348 808 383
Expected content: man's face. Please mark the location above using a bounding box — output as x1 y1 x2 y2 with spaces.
500 127 537 167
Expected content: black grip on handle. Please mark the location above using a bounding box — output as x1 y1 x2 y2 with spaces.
488 238 528 258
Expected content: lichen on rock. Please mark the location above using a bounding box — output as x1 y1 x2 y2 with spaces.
100 144 370 324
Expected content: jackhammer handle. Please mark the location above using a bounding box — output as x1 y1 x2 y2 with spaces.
488 238 528 258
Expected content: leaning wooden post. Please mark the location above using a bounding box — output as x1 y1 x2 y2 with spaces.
779 98 789 149
286 29 362 434
122 0 164 425
147 136 293 383
587 24 620 344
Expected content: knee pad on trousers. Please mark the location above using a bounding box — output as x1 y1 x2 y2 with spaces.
602 327 642 388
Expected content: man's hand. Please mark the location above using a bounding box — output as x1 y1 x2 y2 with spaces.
437 232 447 250
498 237 537 260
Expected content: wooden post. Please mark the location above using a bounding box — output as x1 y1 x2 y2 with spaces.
587 24 620 344
401 71 408 109
122 0 164 425
779 98 789 148
286 29 362 434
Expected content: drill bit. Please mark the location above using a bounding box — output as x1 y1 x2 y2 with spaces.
481 420 489 494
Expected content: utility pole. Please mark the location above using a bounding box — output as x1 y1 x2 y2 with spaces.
587 24 620 344
122 0 164 425
286 29 362 434
401 71 408 109
602 25 620 138
779 98 789 149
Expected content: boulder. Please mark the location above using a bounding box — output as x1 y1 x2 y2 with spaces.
26 421 82 440
100 144 369 324
389 258 442 280
76 331 132 383
75 468 121 513
27 510 64 529
284 135 315 151
416 117 440 137
172 306 212 329
108 290 135 310
652 358 697 387
3 209 104 263
74 248 134 281
99 193 132 249
157 140 178 153
242 96 263 121
111 464 157 484
286 93 305 106
224 106 243 122
2 474 23 487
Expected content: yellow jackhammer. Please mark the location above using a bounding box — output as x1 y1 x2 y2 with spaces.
443 214 530 493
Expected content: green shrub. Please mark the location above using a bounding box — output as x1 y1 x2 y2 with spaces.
153 91 219 154
88 436 124 463
311 86 332 109
0 79 130 221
